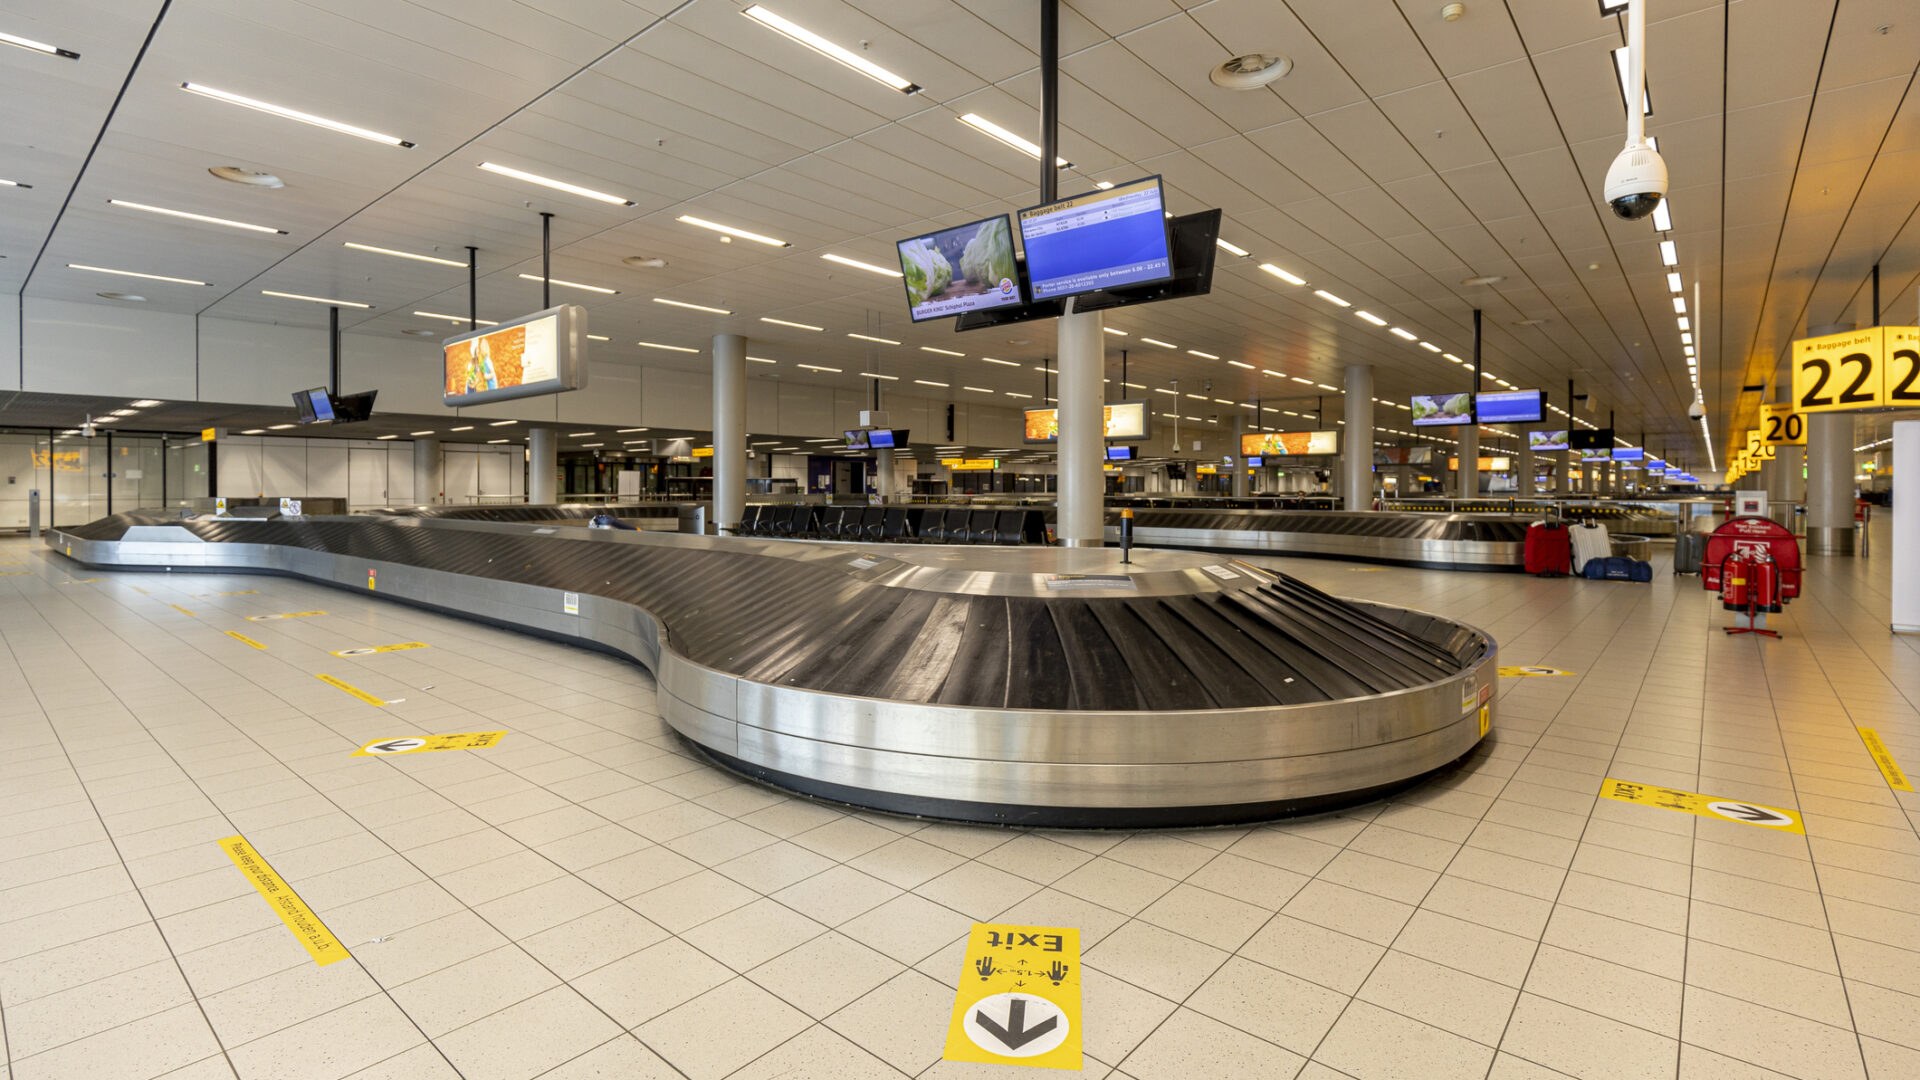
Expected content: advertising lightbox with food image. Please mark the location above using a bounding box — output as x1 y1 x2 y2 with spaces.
1240 430 1340 456
896 215 1025 322
1409 392 1476 426
441 304 589 407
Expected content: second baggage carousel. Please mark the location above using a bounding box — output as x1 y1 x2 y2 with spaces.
51 510 1499 826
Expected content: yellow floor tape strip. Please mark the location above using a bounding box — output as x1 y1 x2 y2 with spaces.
944 923 1082 1070
331 642 430 658
219 835 349 967
170 604 197 616
225 631 268 650
247 610 326 621
315 673 387 706
1600 778 1804 834
1858 728 1914 792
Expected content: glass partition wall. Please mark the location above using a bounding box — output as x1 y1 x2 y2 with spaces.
0 429 200 530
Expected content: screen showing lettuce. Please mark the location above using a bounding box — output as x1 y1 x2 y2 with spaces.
896 215 1024 322
1410 393 1474 426
1529 429 1570 451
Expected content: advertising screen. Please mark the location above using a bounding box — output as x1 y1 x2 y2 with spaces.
1410 393 1474 426
1023 401 1150 443
1581 448 1613 461
1245 456 1262 467
1409 446 1433 465
1529 429 1570 451
1017 176 1173 301
1447 456 1513 471
1612 447 1644 461
1240 430 1340 457
442 305 587 407
896 215 1024 322
1476 390 1545 423
843 430 870 449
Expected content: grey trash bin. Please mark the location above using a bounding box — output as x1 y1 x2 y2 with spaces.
676 504 707 535
1673 529 1705 576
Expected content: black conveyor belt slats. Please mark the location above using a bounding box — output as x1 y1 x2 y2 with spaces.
1004 599 1074 710
1087 602 1216 712
935 599 1011 707
811 590 938 696
1257 582 1447 687
1275 579 1464 675
1167 595 1327 706
880 595 973 703
1223 587 1410 694
1205 594 1374 701
1048 602 1146 712
1132 599 1276 708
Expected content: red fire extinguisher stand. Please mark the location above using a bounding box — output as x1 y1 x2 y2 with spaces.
1702 516 1802 637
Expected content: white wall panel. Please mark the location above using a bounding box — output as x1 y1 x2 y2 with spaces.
261 441 306 494
216 440 264 497
200 319 330 407
477 450 510 494
0 296 18 393
444 451 478 501
386 447 413 503
642 367 713 427
307 443 349 498
23 298 196 399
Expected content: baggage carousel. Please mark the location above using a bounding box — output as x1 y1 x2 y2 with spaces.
50 509 1498 826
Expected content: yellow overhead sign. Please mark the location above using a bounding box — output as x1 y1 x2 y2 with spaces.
942 458 1000 471
944 923 1081 1070
202 427 217 442
1792 326 1920 412
692 447 714 457
1759 402 1804 445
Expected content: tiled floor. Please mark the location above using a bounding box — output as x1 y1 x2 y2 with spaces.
2 523 1917 1080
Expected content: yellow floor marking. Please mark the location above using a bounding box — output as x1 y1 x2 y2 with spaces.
247 611 326 621
225 631 268 650
331 642 430 658
944 923 1081 1070
219 835 348 967
1600 778 1804 834
351 731 508 757
193 589 260 597
170 604 197 616
1858 729 1914 792
315 673 387 707
0 571 31 576
1499 666 1575 677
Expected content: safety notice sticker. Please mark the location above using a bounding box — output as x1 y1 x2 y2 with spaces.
1599 778 1804 834
331 642 430 657
1498 666 1575 678
219 835 348 967
351 731 508 757
944 923 1081 1070
1857 728 1914 792
247 610 326 621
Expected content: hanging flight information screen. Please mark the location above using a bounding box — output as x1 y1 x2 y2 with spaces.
1017 176 1174 301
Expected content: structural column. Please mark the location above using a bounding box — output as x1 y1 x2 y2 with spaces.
876 447 896 502
713 333 746 533
1767 445 1803 507
1518 428 1535 497
1457 424 1479 499
1805 411 1854 555
1343 364 1373 510
1055 306 1105 546
412 438 442 505
528 427 556 504
1232 415 1249 498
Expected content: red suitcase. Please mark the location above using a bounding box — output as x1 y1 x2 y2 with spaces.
1525 522 1572 576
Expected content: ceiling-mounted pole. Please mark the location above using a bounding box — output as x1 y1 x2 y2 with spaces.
467 246 478 330
1872 263 1881 327
1625 0 1647 148
1471 309 1483 423
329 305 341 396
540 212 554 309
1121 349 1127 388
1040 0 1059 204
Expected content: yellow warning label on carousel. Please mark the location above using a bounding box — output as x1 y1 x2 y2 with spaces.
351 731 508 757
944 923 1081 1070
1858 729 1914 792
1599 778 1804 834
219 835 348 967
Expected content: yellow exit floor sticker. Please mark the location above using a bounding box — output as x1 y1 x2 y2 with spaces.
1499 666 1575 678
1858 729 1914 792
351 731 508 757
1600 778 1804 834
248 610 326 621
944 923 1081 1070
225 631 268 650
315 673 388 707
331 642 429 658
219 835 348 967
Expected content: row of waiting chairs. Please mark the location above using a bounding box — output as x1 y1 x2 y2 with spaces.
735 505 1046 545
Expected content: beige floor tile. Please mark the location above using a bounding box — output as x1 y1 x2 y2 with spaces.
627 868 758 933
434 986 622 1080
525 1035 680 1079
570 936 732 1027
1123 1007 1305 1079
225 995 425 1080
346 908 507 986
1677 1043 1797 1080
0 921 173 1007
838 894 981 965
1238 914 1385 996
771 864 903 926
517 903 666 980
680 896 828 971
1498 992 1677 1080
339 1043 463 1079
724 1024 908 1079
1187 955 1348 1055
1685 939 1853 1028
1078 967 1179 1064
198 959 382 1047
1050 857 1180 916
639 977 812 1080
748 930 906 1019
9 1002 223 1080
1282 879 1413 946
1316 999 1496 1079
1541 905 1688 982
713 840 837 894
1682 987 1866 1080
1524 943 1682 1037
1183 852 1309 910
1359 949 1519 1045
1135 883 1270 951
913 861 1042 921
1392 908 1537 988
388 943 559 1036
3 958 196 1057
1084 919 1228 1000
573 844 700 899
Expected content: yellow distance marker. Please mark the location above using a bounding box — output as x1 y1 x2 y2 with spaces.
193 589 260 597
351 731 508 757
225 631 268 650
1499 666 1575 678
170 604 197 616
219 835 348 967
331 642 429 658
1599 778 1804 834
944 923 1081 1070
247 610 326 621
1858 728 1914 792
315 673 387 707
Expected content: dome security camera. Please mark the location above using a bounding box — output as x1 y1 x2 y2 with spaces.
1605 142 1668 220
1687 400 1704 421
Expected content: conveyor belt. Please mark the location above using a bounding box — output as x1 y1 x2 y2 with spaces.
1099 508 1531 570
53 511 1498 826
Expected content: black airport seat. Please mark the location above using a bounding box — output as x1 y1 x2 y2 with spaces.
941 508 972 542
738 505 764 535
818 506 850 539
993 509 1027 545
778 505 814 537
964 509 999 543
859 507 885 540
910 506 942 541
882 508 911 541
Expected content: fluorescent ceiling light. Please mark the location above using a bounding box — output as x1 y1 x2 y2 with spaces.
1153 388 1177 395
677 215 788 247
415 311 498 326
1659 240 1677 266
487 439 509 444
1389 327 1417 341
1672 297 1686 314
344 242 465 267
798 363 841 372
410 430 435 436
848 333 899 345
1229 360 1254 370
376 434 398 440
1104 327 1127 336
0 178 28 188
1188 350 1218 359
921 346 963 356
1667 272 1683 292
1419 342 1442 353
1140 338 1177 349
1004 391 1032 398
1262 369 1283 377
109 199 284 234
859 372 899 380
567 431 594 437
587 334 609 341
1186 393 1206 400
181 83 412 146
741 6 919 93
982 357 1020 366
1355 310 1387 326
1313 290 1350 307
1259 263 1306 285
963 386 994 393
489 420 517 426
129 400 162 408
1094 181 1114 190
111 409 138 416
519 273 616 295
1677 317 1690 330
1685 345 1696 356
450 426 473 431
822 253 902 277
915 379 949 387
638 341 699 353
1291 376 1313 384
1651 199 1673 232
1609 47 1653 118
652 297 731 314
617 428 649 433
0 29 78 58
479 162 631 205
958 113 1070 167
262 289 369 308
1681 333 1693 345
1215 238 1249 258
68 264 208 286
747 356 776 364
760 316 822 331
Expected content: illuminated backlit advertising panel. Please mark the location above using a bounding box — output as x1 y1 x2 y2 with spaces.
1447 456 1513 471
442 304 588 407
1241 430 1340 456
1023 401 1150 443
1529 429 1570 451
896 215 1024 322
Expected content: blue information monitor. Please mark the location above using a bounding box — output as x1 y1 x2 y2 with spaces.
1017 176 1174 301
308 388 335 422
1612 447 1644 461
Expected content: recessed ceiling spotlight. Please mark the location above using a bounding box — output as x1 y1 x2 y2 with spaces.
622 256 669 269
1209 53 1292 90
96 292 146 302
1461 274 1504 286
207 166 284 188
402 328 438 337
